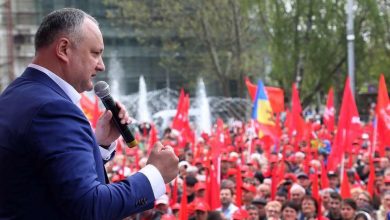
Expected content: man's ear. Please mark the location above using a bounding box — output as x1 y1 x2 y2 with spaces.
56 37 71 63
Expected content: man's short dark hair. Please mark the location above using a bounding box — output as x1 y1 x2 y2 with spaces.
220 187 234 195
330 191 342 201
34 8 97 50
342 198 357 210
185 175 198 187
246 204 259 211
282 201 300 212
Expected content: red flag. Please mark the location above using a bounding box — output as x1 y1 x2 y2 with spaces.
266 87 285 113
206 158 221 209
245 77 284 113
323 87 335 132
171 178 178 206
271 165 277 200
340 170 351 199
235 168 243 207
91 96 100 128
147 124 158 155
303 146 311 175
311 169 320 201
321 162 329 189
172 89 186 130
211 118 225 158
367 157 376 197
245 77 257 102
328 78 361 171
286 84 305 146
376 74 390 157
179 180 188 220
171 90 194 148
80 94 102 128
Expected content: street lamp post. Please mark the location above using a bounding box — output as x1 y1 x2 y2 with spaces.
346 0 355 96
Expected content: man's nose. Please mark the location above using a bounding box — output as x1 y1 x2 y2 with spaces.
97 57 105 71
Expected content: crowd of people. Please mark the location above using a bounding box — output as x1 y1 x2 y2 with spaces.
104 109 390 220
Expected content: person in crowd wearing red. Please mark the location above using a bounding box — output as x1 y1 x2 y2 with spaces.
242 183 257 210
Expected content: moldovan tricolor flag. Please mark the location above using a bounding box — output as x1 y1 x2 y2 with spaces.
251 80 279 139
245 77 284 113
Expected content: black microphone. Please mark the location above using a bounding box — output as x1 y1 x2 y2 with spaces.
94 81 138 148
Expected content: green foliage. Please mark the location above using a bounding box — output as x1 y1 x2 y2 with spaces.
254 0 390 106
103 0 390 107
103 0 268 97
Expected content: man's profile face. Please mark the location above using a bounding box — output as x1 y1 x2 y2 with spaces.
66 18 105 93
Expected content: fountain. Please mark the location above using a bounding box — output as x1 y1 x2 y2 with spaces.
102 54 252 134
195 78 211 134
107 52 125 98
137 75 151 123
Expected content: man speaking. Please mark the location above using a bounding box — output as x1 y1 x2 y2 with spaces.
0 8 179 220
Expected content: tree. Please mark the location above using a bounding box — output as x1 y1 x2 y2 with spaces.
253 0 390 107
103 0 390 107
103 0 268 97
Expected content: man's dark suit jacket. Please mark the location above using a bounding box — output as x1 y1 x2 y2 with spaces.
0 68 155 220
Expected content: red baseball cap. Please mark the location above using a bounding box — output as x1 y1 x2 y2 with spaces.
161 214 176 220
227 168 238 176
195 182 206 191
232 209 249 219
171 203 180 210
384 176 390 184
241 183 257 193
194 201 210 212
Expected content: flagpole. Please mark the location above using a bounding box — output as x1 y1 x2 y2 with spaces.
371 116 378 158
340 129 346 183
346 0 355 96
247 119 255 163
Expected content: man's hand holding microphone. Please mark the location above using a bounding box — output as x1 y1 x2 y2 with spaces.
94 81 179 184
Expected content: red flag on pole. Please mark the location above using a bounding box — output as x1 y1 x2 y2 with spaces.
367 157 376 197
211 118 225 158
91 95 100 128
311 169 320 201
271 165 278 200
340 170 351 199
147 124 158 155
321 162 329 189
328 78 361 172
80 94 102 128
206 158 221 210
179 180 188 220
286 84 305 147
323 87 335 132
235 168 243 207
376 74 390 157
172 89 186 130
